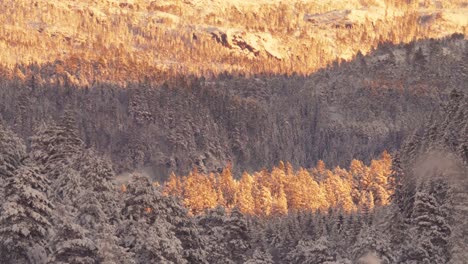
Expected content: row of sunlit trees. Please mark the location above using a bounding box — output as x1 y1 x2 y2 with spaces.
163 151 393 216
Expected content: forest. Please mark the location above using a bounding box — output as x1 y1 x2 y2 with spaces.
0 0 467 262
0 88 466 263
0 36 466 178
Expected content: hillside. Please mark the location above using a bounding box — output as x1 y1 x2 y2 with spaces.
0 37 466 178
1 0 467 84
0 1 467 263
0 52 466 264
0 91 468 264
391 90 468 263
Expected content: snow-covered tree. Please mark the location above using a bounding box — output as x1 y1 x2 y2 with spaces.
197 207 251 263
76 192 108 231
74 149 119 221
0 124 27 201
50 221 99 264
30 118 83 182
0 166 54 264
400 179 452 264
244 248 274 264
285 236 335 264
173 217 209 264
351 224 394 264
119 174 187 263
94 224 136 264
117 219 186 264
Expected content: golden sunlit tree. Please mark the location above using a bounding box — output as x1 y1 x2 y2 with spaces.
182 169 218 215
217 164 238 209
164 172 183 196
163 152 393 217
236 172 255 215
272 184 288 215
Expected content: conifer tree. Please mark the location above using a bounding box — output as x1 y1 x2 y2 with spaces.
401 179 452 264
254 185 273 216
0 124 27 201
117 219 186 264
351 225 394 264
218 164 238 209
30 119 83 182
50 221 99 264
197 207 251 264
164 172 183 196
119 174 187 264
0 166 54 264
236 172 255 215
285 236 335 264
272 185 288 215
182 169 218 215
244 249 274 264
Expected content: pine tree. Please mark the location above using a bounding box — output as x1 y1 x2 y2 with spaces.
197 207 251 263
50 221 99 264
75 149 119 220
94 224 136 264
285 236 335 264
400 179 452 264
30 120 83 182
51 167 83 206
117 219 186 264
75 192 108 231
173 218 209 264
0 166 54 264
0 124 27 201
351 224 394 264
119 174 187 263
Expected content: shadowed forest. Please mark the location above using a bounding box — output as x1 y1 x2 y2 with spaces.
1 36 466 178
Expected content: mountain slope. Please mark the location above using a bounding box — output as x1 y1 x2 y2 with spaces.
1 0 467 83
0 37 466 177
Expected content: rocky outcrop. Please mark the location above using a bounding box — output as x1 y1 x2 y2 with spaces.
207 27 286 59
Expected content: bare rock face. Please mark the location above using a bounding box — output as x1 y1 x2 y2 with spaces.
206 27 286 59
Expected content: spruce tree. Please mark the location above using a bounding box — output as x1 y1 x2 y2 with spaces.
0 166 54 264
50 221 99 264
118 174 187 264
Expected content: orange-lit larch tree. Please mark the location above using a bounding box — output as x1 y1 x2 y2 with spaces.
163 152 393 217
271 184 288 215
323 170 356 213
182 169 218 215
163 172 183 197
253 174 273 217
217 164 238 210
236 172 255 215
